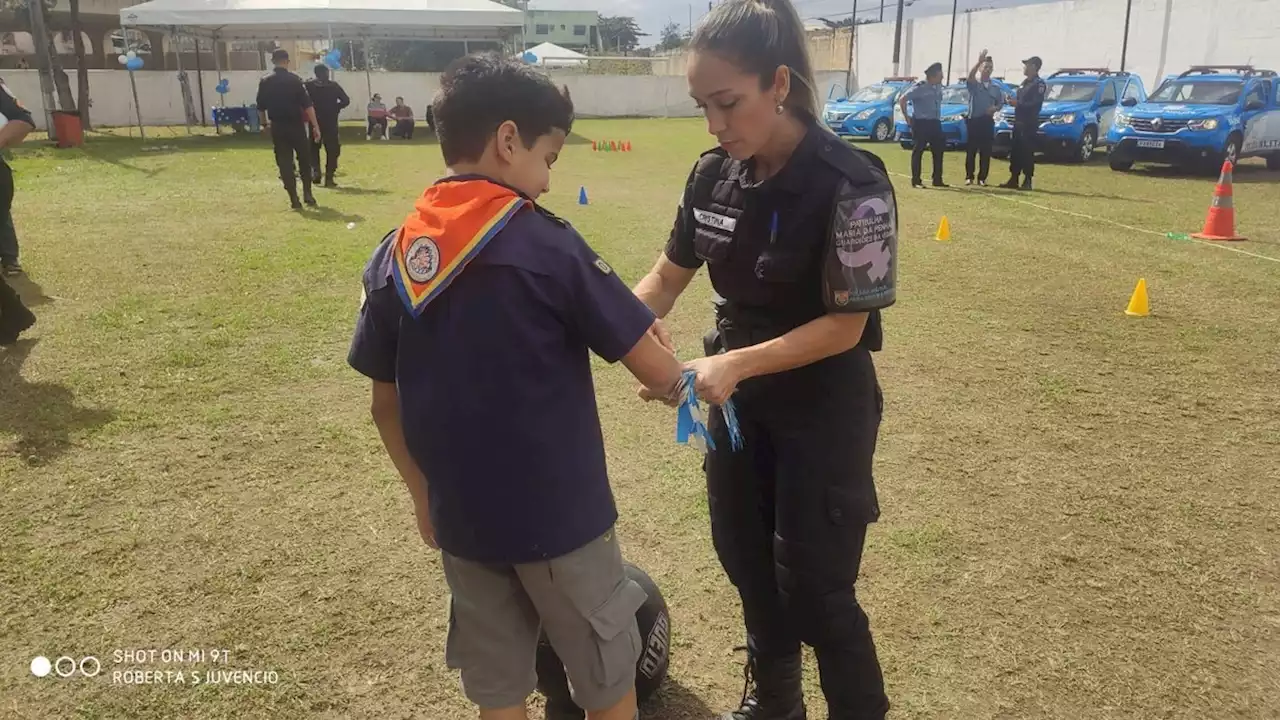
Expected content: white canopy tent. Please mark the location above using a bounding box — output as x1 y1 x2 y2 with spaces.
522 42 587 68
117 0 524 135
119 0 524 42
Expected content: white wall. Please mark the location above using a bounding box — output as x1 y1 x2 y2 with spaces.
1 68 851 129
850 0 1280 90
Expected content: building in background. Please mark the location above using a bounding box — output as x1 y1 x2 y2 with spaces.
525 10 599 53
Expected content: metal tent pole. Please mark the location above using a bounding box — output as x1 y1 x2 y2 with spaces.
173 27 192 134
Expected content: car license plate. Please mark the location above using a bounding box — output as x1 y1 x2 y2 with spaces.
1137 139 1165 149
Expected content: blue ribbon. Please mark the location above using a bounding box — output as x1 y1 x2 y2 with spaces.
675 369 744 452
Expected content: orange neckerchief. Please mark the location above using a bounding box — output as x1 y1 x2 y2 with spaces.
392 178 530 317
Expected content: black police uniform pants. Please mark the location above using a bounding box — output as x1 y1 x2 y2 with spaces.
910 118 946 184
706 346 888 719
0 162 32 338
1009 122 1037 181
271 123 313 197
310 125 341 181
965 116 995 182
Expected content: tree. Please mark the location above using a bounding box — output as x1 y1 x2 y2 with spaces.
817 16 876 28
69 0 89 128
599 16 645 54
655 21 684 52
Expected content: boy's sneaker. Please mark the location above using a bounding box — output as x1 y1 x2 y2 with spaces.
977 179 988 187
964 178 973 186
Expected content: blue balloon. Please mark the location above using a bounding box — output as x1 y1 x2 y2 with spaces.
126 56 143 71
522 51 537 63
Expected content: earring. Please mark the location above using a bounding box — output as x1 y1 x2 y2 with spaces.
775 103 785 115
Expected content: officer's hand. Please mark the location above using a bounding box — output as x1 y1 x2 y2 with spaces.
979 48 988 61
685 354 743 407
311 126 322 143
647 318 676 354
260 123 270 136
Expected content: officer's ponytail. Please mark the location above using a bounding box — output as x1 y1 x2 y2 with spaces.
691 0 818 119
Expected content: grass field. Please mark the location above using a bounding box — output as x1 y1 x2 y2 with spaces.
2 119 1279 720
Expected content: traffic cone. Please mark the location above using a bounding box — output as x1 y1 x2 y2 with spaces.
935 216 951 241
1125 278 1149 317
591 140 597 151
623 140 632 152
610 141 617 152
1191 160 1246 241
578 186 589 205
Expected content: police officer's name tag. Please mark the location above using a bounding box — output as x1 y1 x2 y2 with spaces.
693 208 737 232
825 190 896 310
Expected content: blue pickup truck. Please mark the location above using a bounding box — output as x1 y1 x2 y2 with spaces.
1107 66 1280 172
994 69 1147 162
895 80 1016 149
823 78 916 142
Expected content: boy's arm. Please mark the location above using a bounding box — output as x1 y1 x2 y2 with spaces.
370 381 435 547
622 324 684 404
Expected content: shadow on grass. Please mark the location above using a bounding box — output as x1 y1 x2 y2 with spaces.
299 206 365 224
7 273 54 308
642 678 716 719
1125 162 1280 185
0 339 116 467
328 185 391 197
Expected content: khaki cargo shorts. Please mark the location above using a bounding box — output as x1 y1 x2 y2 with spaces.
441 528 648 711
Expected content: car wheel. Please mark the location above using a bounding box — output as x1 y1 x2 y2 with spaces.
873 118 892 142
1074 128 1097 163
1109 153 1133 171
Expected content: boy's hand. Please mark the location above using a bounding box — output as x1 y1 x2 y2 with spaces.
413 501 438 549
637 383 680 407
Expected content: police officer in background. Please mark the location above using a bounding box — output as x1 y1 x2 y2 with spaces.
304 64 350 188
965 49 1003 186
0 79 36 344
1003 55 1046 191
632 1 895 718
899 62 947 188
257 49 322 209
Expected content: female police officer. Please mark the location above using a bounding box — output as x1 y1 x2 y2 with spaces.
632 1 896 718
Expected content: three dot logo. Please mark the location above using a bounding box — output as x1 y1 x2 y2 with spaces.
30 655 100 678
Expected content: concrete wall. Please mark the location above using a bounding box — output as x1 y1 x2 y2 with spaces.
0 68 850 129
847 0 1280 91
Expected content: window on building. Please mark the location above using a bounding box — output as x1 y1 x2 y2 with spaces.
535 24 550 35
574 25 587 36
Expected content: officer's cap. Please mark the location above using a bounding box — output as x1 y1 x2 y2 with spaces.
1023 56 1043 70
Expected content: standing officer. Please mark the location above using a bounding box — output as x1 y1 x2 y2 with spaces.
0 79 36 344
632 1 895 718
899 62 947 188
304 64 350 188
256 49 321 209
1003 55 1046 191
965 49 1003 186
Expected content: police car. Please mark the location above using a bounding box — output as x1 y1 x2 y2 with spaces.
1107 65 1280 172
895 80 1016 149
994 69 1147 162
823 78 916 142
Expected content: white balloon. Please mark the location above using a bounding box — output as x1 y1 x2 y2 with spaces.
126 50 137 59
118 54 128 65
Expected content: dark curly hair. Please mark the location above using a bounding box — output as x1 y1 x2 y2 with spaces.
433 53 575 165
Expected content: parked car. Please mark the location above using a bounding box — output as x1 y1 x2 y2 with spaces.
895 80 1016 149
1107 65 1280 172
994 69 1147 162
823 78 917 142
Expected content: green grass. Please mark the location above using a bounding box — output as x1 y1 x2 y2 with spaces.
2 120 1279 720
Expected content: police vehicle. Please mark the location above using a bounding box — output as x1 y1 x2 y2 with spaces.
823 78 916 142
1107 65 1280 172
994 68 1147 162
894 80 1016 149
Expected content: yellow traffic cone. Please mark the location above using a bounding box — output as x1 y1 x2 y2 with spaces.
1125 278 1149 317
935 216 951 242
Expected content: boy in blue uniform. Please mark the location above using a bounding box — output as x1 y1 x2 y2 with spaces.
347 53 683 720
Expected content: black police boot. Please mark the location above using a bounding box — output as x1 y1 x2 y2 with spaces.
721 651 806 720
0 283 36 346
1000 176 1020 189
324 172 338 189
1021 177 1034 191
286 188 303 210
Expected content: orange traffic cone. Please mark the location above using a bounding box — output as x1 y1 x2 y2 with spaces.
1191 160 1246 241
610 141 617 152
624 140 632 152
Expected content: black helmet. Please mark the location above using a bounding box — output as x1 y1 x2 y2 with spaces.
536 562 671 718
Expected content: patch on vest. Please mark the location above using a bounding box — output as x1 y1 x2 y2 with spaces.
593 257 613 275
827 191 896 309
693 208 737 233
